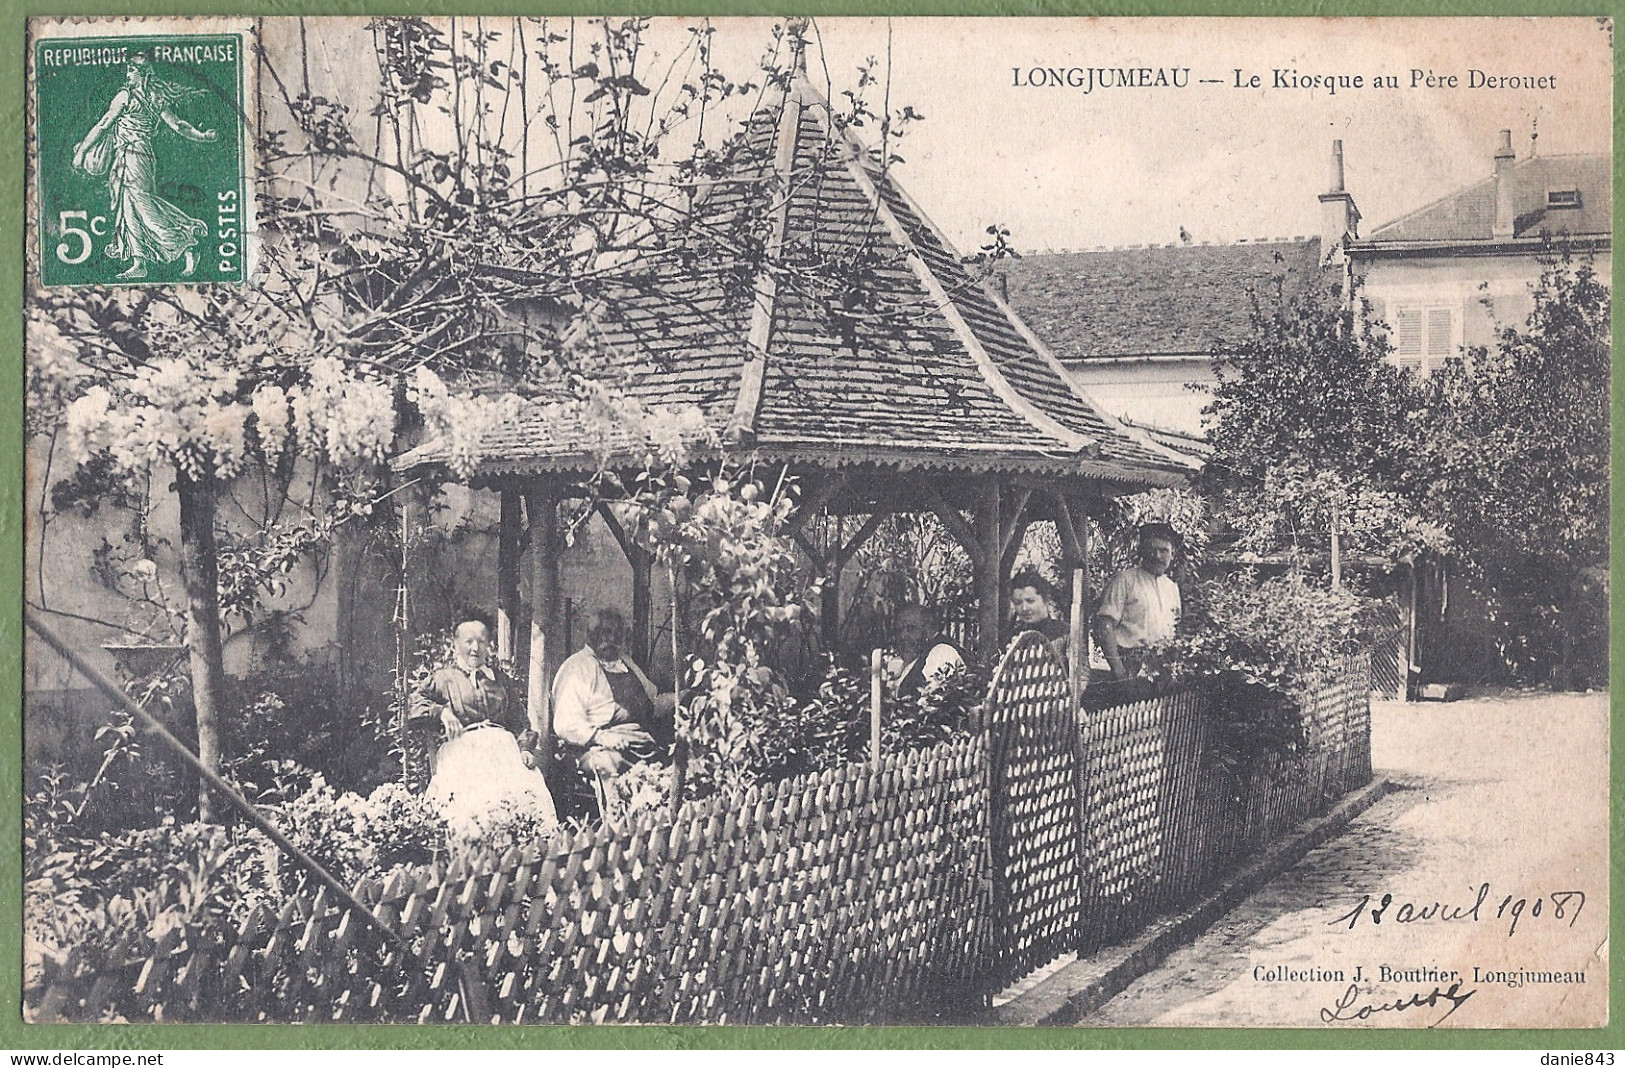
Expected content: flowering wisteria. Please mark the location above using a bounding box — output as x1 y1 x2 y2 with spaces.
406 367 524 480
62 360 252 482
287 358 397 471
55 352 397 484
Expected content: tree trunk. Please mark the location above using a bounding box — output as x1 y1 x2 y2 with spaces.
331 518 362 705
175 471 228 823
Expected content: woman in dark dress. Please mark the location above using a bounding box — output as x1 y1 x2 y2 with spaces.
1009 569 1069 662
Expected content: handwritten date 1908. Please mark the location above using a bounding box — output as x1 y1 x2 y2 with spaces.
1330 883 1585 937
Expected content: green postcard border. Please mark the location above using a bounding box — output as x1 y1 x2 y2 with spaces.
1 0 1620 1052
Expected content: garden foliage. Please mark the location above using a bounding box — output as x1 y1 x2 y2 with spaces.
1161 570 1374 766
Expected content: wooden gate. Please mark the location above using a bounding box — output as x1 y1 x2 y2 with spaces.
981 631 1085 992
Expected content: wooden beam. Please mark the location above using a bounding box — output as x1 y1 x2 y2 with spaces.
1000 488 1033 562
1000 514 1031 582
835 510 888 570
812 509 891 656
783 473 846 537
594 501 653 667
920 482 978 557
594 500 633 559
793 531 827 572
497 486 522 663
1050 492 1085 566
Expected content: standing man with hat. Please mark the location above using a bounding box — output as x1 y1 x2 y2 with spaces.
1094 523 1182 689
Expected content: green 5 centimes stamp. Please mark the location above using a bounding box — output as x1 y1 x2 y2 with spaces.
33 34 248 286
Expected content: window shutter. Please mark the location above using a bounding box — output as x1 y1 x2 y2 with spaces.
1425 307 1454 357
1394 307 1423 355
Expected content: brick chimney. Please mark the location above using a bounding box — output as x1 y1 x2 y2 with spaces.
1318 139 1361 262
1493 128 1518 238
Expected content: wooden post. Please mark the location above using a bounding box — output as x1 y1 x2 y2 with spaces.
821 566 842 653
1073 498 1095 669
522 480 562 755
869 648 884 763
630 550 652 668
497 486 521 662
1069 567 1088 714
1329 507 1343 590
1405 559 1420 701
394 489 413 782
975 477 1004 659
595 501 654 668
1068 560 1094 946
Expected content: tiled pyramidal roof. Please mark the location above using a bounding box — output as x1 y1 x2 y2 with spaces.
398 65 1193 487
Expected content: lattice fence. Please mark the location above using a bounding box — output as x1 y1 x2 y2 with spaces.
1074 655 1373 951
31 740 990 1025
29 651 1372 1024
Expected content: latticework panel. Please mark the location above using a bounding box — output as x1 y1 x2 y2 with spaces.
30 656 1378 1026
981 632 1083 992
1368 599 1407 699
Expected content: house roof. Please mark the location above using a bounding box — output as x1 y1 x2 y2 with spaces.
397 59 1193 489
1362 154 1611 245
996 239 1332 362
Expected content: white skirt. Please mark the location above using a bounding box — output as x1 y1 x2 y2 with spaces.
427 725 558 834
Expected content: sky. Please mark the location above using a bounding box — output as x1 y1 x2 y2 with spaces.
787 17 1614 253
276 16 1612 256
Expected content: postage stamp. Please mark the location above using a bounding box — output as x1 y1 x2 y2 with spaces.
16 13 1613 1038
32 32 248 286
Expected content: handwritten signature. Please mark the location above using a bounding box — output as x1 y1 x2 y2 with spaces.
1329 883 1585 937
1319 981 1477 1027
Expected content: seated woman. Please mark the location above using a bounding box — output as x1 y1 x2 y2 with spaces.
410 617 557 834
551 608 676 819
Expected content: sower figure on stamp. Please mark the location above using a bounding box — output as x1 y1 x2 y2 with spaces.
1092 523 1182 703
410 617 556 833
71 53 216 280
551 608 677 822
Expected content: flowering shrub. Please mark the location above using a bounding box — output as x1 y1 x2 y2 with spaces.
265 777 449 888
63 361 251 481
57 355 396 484
645 656 985 800
407 367 525 479
1160 569 1375 766
287 357 396 468
453 796 560 857
625 473 815 796
609 761 678 825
